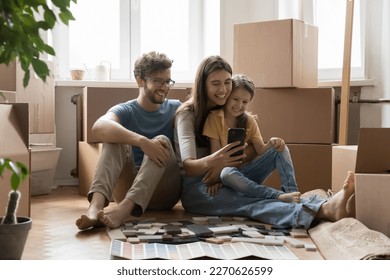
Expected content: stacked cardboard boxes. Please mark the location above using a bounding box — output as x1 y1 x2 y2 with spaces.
234 19 336 193
77 87 190 196
332 128 390 237
0 103 30 217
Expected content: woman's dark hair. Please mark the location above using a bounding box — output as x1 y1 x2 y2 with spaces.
176 55 233 147
231 74 256 130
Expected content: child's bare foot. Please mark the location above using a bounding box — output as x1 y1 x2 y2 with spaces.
317 171 355 222
278 192 301 203
98 198 135 229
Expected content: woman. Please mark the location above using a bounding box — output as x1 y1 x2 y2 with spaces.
173 55 355 229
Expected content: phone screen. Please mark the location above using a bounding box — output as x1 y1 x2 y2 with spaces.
228 128 245 156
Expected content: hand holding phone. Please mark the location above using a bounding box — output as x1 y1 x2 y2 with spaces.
228 128 246 156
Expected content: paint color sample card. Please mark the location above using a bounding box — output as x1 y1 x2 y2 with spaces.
110 240 298 260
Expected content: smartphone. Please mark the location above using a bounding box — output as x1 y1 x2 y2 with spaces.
228 128 246 156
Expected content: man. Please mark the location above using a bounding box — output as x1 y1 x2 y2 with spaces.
76 51 182 230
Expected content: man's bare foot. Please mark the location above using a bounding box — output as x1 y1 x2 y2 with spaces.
278 192 301 203
76 192 106 230
98 198 135 229
76 215 103 230
317 171 355 222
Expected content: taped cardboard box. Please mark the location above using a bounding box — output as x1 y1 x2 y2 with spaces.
78 142 102 196
353 128 390 237
0 103 30 217
234 19 318 88
355 173 390 237
249 87 336 144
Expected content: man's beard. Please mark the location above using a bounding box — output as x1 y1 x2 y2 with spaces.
145 89 166 104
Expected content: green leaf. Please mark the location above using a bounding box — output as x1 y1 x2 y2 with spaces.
59 10 75 25
10 173 21 191
31 58 49 81
23 70 31 88
44 8 56 28
41 44 56 56
0 158 29 191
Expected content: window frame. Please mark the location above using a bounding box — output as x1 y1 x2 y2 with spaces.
52 0 204 81
312 0 366 81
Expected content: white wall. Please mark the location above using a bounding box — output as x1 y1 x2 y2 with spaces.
361 0 390 127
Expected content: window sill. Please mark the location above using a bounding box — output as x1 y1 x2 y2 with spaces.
55 78 376 89
318 79 376 87
55 79 194 88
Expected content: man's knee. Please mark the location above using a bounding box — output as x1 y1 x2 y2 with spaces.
154 135 173 151
154 135 170 143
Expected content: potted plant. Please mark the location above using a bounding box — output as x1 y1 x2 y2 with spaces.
0 0 76 259
0 158 29 260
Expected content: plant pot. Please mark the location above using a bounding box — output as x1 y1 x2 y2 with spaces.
0 216 32 260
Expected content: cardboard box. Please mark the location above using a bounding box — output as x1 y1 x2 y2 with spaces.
78 141 137 197
0 103 30 217
81 87 139 143
332 145 357 193
264 144 333 194
0 61 16 91
355 128 390 173
30 147 62 196
233 19 318 88
78 142 103 196
249 87 336 144
355 173 390 237
16 61 55 134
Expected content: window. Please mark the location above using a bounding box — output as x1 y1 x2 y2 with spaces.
280 0 366 81
313 0 365 80
54 0 203 81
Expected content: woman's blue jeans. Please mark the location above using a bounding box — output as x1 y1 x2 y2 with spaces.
181 147 325 229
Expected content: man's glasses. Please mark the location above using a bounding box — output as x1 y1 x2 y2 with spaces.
144 77 175 88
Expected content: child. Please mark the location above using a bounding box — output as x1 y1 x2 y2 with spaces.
203 74 301 203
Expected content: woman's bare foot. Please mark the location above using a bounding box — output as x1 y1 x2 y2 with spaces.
317 171 355 222
278 192 301 203
76 192 105 230
346 193 356 218
98 198 135 229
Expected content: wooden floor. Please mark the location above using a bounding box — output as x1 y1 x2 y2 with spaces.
22 186 324 260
